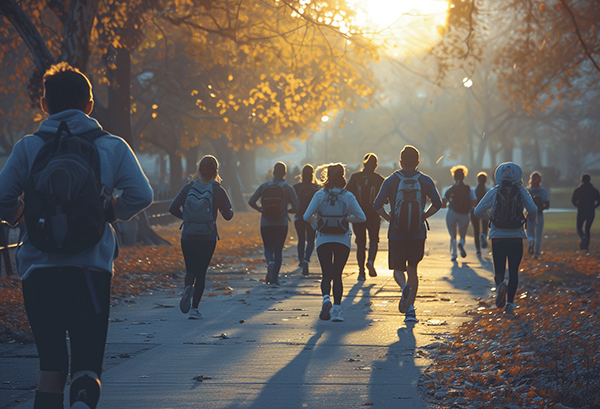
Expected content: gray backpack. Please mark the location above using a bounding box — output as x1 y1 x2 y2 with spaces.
182 181 214 235
317 189 349 235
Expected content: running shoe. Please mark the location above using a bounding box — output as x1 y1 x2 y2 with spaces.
301 260 309 276
70 374 101 409
505 302 516 314
458 242 467 258
481 234 488 249
180 285 193 314
366 260 377 277
188 308 202 319
399 284 412 314
320 297 332 321
331 306 344 322
528 241 535 255
404 305 418 323
265 262 274 284
496 281 508 308
358 270 366 281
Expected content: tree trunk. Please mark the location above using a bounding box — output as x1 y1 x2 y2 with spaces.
212 137 247 212
168 149 184 198
237 148 257 193
61 0 100 71
105 47 133 146
185 145 200 177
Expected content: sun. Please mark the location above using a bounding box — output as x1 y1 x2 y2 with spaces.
348 0 450 56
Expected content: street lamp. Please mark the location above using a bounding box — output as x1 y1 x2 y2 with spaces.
463 77 474 168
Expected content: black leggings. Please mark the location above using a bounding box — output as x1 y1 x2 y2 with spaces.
317 242 350 305
294 219 315 262
22 267 111 376
491 239 523 303
576 211 595 251
181 239 217 308
260 225 288 282
353 218 381 270
470 213 489 251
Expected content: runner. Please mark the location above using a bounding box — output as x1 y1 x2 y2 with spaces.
169 155 234 319
346 153 385 280
248 162 299 286
304 163 366 322
441 165 475 261
292 164 320 276
471 172 490 256
373 145 442 323
526 171 550 258
474 162 537 314
571 174 600 254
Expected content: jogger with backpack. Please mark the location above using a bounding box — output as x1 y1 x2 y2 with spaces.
304 163 366 322
373 146 442 323
474 162 538 314
292 164 320 276
0 63 153 409
346 153 385 280
169 155 233 319
471 172 490 255
526 171 550 258
249 162 299 285
442 166 475 261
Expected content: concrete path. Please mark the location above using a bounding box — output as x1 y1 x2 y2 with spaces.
5 211 496 408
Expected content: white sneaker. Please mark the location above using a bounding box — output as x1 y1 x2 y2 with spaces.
188 308 202 319
404 305 418 323
331 305 344 322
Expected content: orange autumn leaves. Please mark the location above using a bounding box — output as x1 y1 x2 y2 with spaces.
422 238 600 408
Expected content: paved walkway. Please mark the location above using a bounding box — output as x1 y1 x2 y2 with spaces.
4 211 496 408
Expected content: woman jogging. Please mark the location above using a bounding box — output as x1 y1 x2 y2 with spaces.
304 163 366 322
442 166 475 261
474 162 537 314
526 172 550 258
169 155 233 319
293 164 320 276
471 172 490 255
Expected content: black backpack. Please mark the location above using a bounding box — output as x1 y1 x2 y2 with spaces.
449 183 472 214
23 121 110 254
261 182 286 219
491 181 526 229
297 183 319 217
356 174 378 211
182 181 214 235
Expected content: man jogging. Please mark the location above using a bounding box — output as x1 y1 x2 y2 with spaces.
0 62 153 409
572 174 600 253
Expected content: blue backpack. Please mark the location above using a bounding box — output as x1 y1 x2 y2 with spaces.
182 181 214 235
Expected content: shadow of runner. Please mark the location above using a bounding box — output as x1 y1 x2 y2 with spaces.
441 260 493 300
366 325 428 407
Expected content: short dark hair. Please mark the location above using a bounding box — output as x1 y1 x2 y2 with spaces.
301 164 314 184
400 145 419 169
43 62 93 114
582 174 591 184
362 153 378 172
273 162 287 179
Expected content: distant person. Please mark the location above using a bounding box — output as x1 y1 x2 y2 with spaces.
346 153 385 280
249 162 299 285
292 164 320 276
0 62 153 409
571 174 600 253
304 163 366 322
471 172 490 255
441 165 475 261
474 162 537 314
526 171 550 258
169 155 233 319
373 145 442 323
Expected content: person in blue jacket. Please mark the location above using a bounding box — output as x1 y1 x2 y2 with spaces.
0 63 153 409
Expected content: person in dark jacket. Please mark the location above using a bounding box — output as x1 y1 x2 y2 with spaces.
346 153 385 280
442 165 475 261
292 164 320 276
571 174 600 253
169 155 233 319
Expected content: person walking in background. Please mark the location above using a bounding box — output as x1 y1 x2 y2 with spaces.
442 165 475 261
526 171 550 258
0 62 153 409
346 153 385 280
571 174 600 254
304 163 366 322
169 155 233 319
249 162 299 286
373 146 442 323
293 164 320 276
471 172 490 256
474 162 537 314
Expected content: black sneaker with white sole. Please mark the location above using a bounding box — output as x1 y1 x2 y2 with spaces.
458 242 467 258
496 281 508 308
70 374 101 409
180 285 193 314
320 298 332 320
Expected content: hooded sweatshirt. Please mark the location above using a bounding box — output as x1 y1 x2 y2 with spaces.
473 162 537 239
0 109 153 279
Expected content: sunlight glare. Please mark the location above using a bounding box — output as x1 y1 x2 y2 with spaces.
348 0 450 56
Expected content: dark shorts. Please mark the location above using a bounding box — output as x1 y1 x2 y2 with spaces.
389 239 426 271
